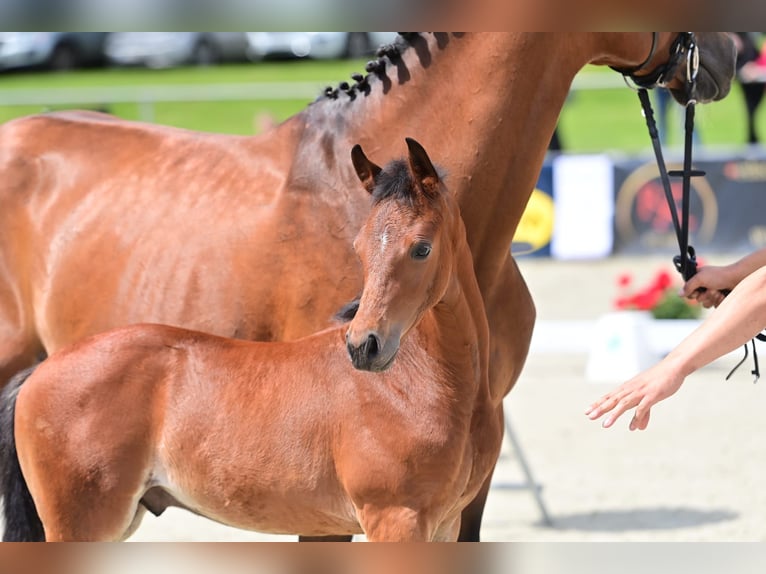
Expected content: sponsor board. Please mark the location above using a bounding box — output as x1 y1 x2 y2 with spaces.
614 154 766 254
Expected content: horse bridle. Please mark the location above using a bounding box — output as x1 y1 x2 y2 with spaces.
612 34 702 284
614 33 762 382
611 32 698 92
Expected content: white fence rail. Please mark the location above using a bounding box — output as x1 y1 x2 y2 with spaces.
0 73 628 121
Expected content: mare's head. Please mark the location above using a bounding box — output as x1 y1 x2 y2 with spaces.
610 32 736 104
345 138 458 372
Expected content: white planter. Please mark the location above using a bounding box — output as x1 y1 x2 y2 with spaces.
645 318 703 356
585 312 702 384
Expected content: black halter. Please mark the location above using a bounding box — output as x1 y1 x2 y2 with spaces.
615 33 762 383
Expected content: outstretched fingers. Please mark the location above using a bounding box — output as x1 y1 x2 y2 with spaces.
629 398 653 431
585 387 641 428
586 364 686 430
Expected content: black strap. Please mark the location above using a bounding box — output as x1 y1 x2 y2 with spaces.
668 100 706 281
634 87 764 381
726 339 761 384
636 88 704 282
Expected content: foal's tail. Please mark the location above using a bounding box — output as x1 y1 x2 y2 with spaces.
0 366 44 541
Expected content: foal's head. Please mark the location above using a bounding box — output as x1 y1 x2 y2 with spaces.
346 138 460 372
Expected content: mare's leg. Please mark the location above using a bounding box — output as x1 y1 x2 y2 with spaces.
358 506 429 542
458 471 493 542
457 258 536 541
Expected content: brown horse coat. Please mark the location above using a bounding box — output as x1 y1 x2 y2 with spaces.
0 33 736 540
5 140 501 541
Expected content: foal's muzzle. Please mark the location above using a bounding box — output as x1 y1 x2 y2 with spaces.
346 332 382 371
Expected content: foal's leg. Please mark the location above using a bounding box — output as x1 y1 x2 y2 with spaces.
18 416 152 541
357 505 429 542
433 516 461 542
35 491 144 542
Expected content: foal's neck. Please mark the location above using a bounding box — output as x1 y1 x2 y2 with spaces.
425 226 492 401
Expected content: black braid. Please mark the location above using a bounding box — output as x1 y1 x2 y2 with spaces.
365 59 387 75
398 32 420 42
320 32 426 102
376 43 401 59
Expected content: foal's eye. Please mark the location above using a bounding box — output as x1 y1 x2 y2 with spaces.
411 242 432 260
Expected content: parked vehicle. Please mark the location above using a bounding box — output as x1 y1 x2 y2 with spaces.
246 32 398 61
0 32 108 72
104 32 250 68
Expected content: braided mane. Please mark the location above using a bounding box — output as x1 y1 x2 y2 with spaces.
320 33 448 101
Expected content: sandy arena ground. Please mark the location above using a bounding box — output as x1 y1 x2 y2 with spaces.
120 254 766 541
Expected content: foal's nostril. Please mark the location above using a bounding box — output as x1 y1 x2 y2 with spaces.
346 332 382 369
364 333 380 357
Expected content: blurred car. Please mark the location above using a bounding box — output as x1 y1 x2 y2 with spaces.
246 32 398 61
104 32 249 68
0 32 108 72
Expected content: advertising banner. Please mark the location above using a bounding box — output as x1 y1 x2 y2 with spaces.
512 161 554 258
613 153 766 254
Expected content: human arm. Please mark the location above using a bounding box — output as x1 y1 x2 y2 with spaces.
682 247 766 308
586 265 766 430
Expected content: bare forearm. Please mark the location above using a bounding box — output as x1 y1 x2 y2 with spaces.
669 266 766 376
727 248 766 286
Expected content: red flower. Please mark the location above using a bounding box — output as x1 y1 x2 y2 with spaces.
616 273 632 288
653 270 672 290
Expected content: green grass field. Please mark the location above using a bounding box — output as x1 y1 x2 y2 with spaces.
1 60 763 153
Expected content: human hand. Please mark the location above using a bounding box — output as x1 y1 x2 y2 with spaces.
682 265 733 308
585 363 685 430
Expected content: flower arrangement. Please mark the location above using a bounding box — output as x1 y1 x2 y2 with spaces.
614 268 702 320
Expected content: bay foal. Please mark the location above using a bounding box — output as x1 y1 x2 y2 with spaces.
0 139 500 542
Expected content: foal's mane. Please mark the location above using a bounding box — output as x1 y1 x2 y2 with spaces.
371 159 418 205
318 33 455 103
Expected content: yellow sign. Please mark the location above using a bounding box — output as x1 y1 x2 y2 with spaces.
512 188 554 255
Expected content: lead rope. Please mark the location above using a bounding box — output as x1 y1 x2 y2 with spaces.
634 37 761 383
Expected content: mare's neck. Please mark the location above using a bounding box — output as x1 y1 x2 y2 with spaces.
342 34 586 294
312 33 662 297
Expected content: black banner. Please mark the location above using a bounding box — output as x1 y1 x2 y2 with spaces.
613 152 766 254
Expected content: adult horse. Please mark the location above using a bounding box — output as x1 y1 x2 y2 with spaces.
1 139 500 542
0 33 736 541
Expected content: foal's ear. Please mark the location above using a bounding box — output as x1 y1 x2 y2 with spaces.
405 138 440 197
351 144 382 195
